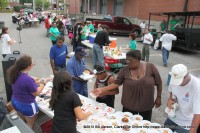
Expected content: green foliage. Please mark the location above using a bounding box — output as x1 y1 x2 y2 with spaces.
44 0 50 9
0 0 9 10
35 0 42 8
35 0 50 10
13 5 27 12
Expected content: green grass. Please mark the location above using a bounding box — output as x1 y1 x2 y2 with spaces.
0 9 14 13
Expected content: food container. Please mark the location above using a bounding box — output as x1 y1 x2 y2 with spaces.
89 35 96 43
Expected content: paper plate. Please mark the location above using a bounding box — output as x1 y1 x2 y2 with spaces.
104 107 115 114
122 112 134 118
79 74 94 80
160 128 173 133
133 114 143 121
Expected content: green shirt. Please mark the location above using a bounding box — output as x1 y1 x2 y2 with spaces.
170 19 179 31
129 40 137 50
81 27 86 40
89 24 94 33
96 29 102 34
49 27 60 41
160 22 167 32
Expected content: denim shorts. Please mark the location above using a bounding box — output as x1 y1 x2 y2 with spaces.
11 98 39 117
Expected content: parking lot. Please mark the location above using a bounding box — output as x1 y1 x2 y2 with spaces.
0 13 200 127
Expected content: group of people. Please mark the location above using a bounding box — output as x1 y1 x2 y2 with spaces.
72 20 94 51
45 14 71 45
49 18 199 133
139 19 177 67
1 13 199 133
12 10 43 28
45 13 96 49
7 47 200 133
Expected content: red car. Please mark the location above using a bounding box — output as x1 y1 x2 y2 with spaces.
92 16 141 36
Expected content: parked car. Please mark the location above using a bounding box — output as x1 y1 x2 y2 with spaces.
24 8 34 14
92 16 141 36
6 5 13 10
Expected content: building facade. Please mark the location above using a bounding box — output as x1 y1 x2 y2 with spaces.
67 0 200 23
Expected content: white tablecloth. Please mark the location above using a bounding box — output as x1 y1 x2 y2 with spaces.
0 126 21 133
104 52 126 60
81 40 93 49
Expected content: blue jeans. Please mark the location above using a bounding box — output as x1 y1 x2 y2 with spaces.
92 44 104 68
162 47 169 66
46 28 49 37
164 118 189 133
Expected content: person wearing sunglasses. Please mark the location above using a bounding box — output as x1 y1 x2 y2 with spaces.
93 65 119 108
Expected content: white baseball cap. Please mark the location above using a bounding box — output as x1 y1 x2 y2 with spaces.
169 64 187 86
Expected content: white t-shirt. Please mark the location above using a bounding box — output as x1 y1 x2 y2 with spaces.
66 18 71 26
160 33 177 51
168 75 200 129
0 34 11 54
143 33 153 45
140 22 146 29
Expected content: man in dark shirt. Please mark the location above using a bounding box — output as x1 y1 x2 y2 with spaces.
56 16 64 36
93 26 110 68
73 23 79 51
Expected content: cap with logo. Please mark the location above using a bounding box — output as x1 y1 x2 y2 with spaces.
75 47 87 56
169 64 187 86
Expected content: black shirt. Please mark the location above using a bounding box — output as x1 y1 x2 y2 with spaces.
94 30 110 47
73 25 78 40
51 91 82 133
57 20 64 31
96 75 115 108
77 26 83 42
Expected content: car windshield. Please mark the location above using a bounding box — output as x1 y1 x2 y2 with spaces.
104 15 112 21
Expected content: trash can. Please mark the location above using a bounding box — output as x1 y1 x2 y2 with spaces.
2 51 21 102
0 21 5 29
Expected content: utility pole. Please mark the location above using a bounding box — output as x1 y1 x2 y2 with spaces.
64 0 66 14
56 0 59 15
42 0 44 11
32 0 35 11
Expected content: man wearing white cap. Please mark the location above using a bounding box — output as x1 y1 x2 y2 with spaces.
164 64 200 133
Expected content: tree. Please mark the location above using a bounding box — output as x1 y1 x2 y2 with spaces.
0 0 9 10
44 0 50 10
35 0 42 8
35 0 49 10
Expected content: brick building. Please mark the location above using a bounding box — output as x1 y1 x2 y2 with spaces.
67 0 200 26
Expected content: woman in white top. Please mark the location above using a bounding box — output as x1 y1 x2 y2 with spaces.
0 27 15 58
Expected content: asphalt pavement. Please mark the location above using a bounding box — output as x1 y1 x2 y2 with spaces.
0 13 200 126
